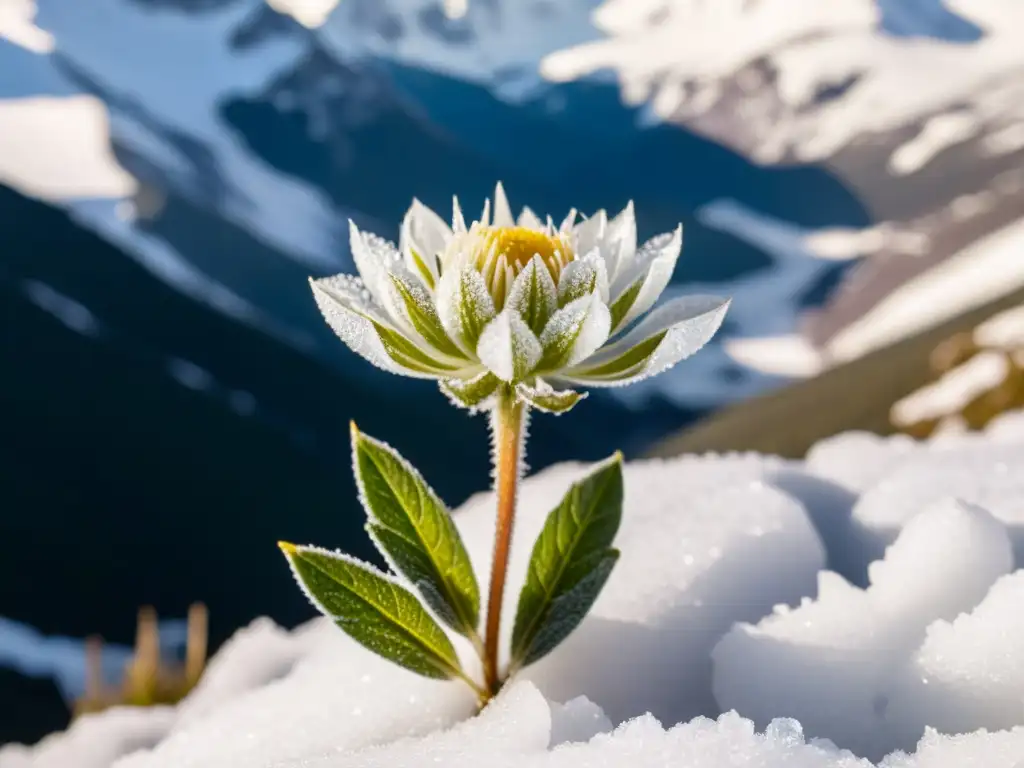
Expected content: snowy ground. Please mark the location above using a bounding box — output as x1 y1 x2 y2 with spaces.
5 411 1024 766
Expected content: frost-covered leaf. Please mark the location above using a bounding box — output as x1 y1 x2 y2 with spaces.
608 227 683 333
439 371 500 411
351 426 480 637
477 310 543 382
279 543 463 680
558 250 609 306
515 381 586 414
560 295 730 387
511 453 624 669
436 267 497 355
508 256 557 335
537 293 611 372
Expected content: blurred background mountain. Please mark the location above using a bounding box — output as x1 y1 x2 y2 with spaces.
2 0 1023 745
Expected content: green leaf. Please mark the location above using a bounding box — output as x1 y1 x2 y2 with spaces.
279 543 464 679
510 453 624 670
352 425 480 638
390 274 465 358
440 371 501 410
515 381 585 414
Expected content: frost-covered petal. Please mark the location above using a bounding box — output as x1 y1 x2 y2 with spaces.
400 199 451 289
477 309 543 382
387 272 467 360
507 255 558 335
559 208 578 233
558 295 730 387
537 292 612 372
515 380 586 414
439 370 499 411
435 266 498 355
348 221 404 321
517 206 544 230
310 275 443 379
451 196 467 234
573 210 606 258
602 201 637 284
558 249 609 306
492 181 515 227
608 226 683 333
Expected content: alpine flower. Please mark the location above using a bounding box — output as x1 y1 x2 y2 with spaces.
310 182 731 414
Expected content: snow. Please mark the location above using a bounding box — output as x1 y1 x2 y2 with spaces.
890 350 1009 428
888 113 977 176
712 498 1013 759
827 215 1024 364
614 199 865 407
7 412 1024 766
0 0 53 53
0 96 135 201
19 280 103 338
542 0 1024 165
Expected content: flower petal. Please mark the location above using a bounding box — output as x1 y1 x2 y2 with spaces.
400 199 451 289
608 225 682 333
492 181 515 227
310 275 443 379
477 309 543 382
573 210 607 257
602 201 637 284
558 249 609 306
517 206 544 230
452 196 467 233
515 380 585 414
558 294 730 387
440 370 500 411
559 208 578 233
388 272 467 359
349 220 404 317
507 255 557 335
435 266 498 355
537 291 612 372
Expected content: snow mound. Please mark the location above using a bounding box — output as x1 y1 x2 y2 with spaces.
852 443 1024 568
9 413 1024 766
712 499 1015 759
452 453 824 725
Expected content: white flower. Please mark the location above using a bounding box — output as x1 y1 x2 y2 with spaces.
311 183 731 413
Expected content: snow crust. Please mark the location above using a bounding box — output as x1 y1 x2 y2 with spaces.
6 411 1024 766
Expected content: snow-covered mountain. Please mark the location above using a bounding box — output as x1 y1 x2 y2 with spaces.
4 0 1022 415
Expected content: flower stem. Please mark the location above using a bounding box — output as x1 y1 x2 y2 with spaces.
482 387 525 695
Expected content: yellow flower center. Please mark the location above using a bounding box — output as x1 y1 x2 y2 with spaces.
479 226 566 270
444 224 575 310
